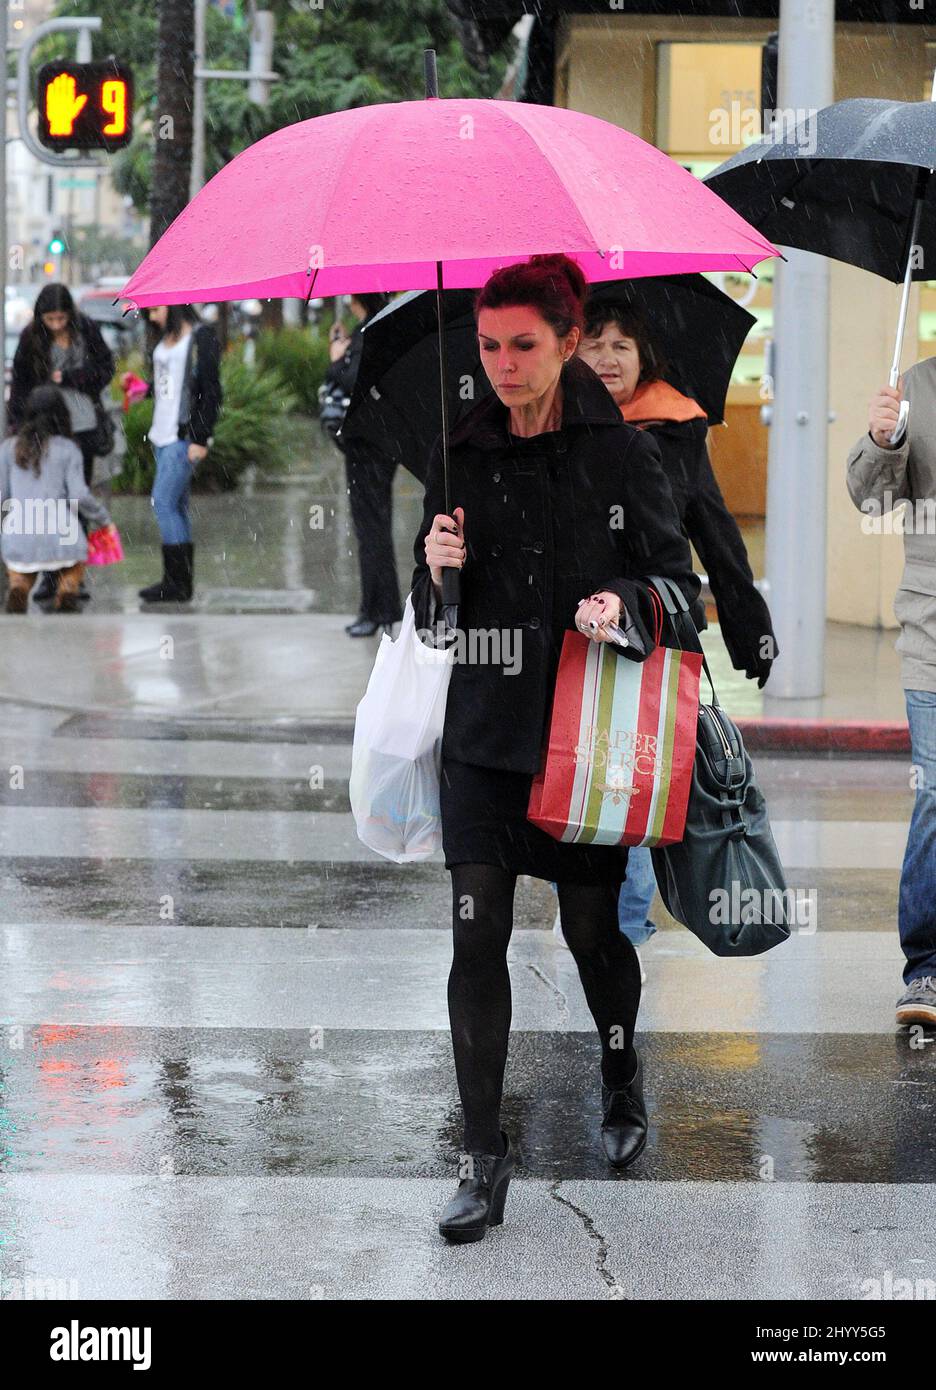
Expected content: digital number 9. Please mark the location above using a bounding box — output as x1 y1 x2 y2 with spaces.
101 80 126 137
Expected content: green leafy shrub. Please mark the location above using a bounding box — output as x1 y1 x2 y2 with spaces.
255 327 332 416
112 349 298 494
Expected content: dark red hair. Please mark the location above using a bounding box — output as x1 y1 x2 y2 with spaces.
474 253 587 341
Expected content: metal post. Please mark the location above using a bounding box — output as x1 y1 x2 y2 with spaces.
191 0 206 198
16 17 103 168
763 0 834 700
247 10 274 106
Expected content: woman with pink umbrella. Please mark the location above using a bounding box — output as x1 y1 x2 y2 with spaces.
412 253 700 1242
121 65 778 1247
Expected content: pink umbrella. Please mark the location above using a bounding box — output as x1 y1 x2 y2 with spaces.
123 55 778 619
123 101 777 309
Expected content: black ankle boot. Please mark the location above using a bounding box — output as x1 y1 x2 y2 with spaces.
139 544 191 603
601 1055 648 1169
438 1131 514 1244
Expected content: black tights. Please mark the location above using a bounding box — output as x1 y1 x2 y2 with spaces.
448 863 642 1155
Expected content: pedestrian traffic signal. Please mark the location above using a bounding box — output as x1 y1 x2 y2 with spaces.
36 60 133 151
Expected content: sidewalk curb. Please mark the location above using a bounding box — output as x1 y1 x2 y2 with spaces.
737 718 910 755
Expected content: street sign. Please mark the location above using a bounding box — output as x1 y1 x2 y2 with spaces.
36 60 133 151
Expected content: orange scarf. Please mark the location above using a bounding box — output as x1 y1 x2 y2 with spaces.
620 378 707 428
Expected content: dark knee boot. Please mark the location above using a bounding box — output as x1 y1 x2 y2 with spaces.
139 544 191 603
601 1054 648 1169
179 542 194 600
438 1131 514 1244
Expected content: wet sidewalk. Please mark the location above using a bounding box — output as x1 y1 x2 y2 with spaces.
0 472 910 730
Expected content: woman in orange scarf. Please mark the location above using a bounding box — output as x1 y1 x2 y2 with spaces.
574 295 777 967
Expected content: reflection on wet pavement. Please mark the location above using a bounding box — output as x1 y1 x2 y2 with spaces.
1 1027 933 1183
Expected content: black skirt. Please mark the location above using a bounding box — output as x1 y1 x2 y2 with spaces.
440 756 629 885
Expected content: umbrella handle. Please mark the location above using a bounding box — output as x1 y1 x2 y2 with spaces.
889 399 909 448
441 566 461 608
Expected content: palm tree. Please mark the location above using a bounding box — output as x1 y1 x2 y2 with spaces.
149 0 194 248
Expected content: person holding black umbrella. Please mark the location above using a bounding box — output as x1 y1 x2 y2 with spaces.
410 254 700 1244
325 292 400 637
847 370 936 1029
573 294 777 967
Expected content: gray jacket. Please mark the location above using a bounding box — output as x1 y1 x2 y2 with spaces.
0 434 111 569
846 356 936 693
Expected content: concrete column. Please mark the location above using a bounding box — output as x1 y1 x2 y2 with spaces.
762 0 834 700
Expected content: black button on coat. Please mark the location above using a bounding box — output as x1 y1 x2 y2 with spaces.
410 354 701 776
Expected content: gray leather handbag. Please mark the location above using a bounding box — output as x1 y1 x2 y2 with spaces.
647 576 792 958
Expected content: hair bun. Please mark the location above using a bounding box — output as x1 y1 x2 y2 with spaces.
528 253 587 307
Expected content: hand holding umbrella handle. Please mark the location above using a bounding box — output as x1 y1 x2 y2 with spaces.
889 399 909 448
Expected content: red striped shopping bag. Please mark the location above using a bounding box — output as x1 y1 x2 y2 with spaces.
527 629 703 848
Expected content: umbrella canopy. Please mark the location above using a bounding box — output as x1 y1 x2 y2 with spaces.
342 274 755 478
585 274 756 426
704 97 936 284
340 289 492 483
122 97 778 308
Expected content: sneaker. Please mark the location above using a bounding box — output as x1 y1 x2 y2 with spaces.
896 976 936 1028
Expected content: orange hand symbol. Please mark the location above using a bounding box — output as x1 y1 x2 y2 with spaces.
46 73 88 137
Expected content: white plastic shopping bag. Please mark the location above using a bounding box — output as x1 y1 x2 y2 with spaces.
349 594 453 863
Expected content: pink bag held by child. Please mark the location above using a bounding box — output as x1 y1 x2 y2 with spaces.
86 525 124 566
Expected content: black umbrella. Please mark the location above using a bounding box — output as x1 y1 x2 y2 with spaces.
705 90 936 443
340 288 493 483
586 275 756 426
343 274 756 476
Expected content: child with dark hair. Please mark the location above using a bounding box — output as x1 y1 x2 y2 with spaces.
0 386 115 613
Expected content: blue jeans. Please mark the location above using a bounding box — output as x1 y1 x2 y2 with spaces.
899 689 936 984
617 845 657 946
151 439 192 545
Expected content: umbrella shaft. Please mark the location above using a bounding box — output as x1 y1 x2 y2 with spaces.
435 261 452 515
891 183 927 387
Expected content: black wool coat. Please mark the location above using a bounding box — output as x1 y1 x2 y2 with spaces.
410 354 701 775
648 416 777 682
9 314 114 431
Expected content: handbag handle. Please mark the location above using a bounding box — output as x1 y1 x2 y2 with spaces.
646 585 664 648
646 575 718 705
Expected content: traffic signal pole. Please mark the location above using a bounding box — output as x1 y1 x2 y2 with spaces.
190 0 277 199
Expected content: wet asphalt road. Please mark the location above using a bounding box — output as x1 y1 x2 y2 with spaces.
0 454 933 1299
0 693 933 1299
